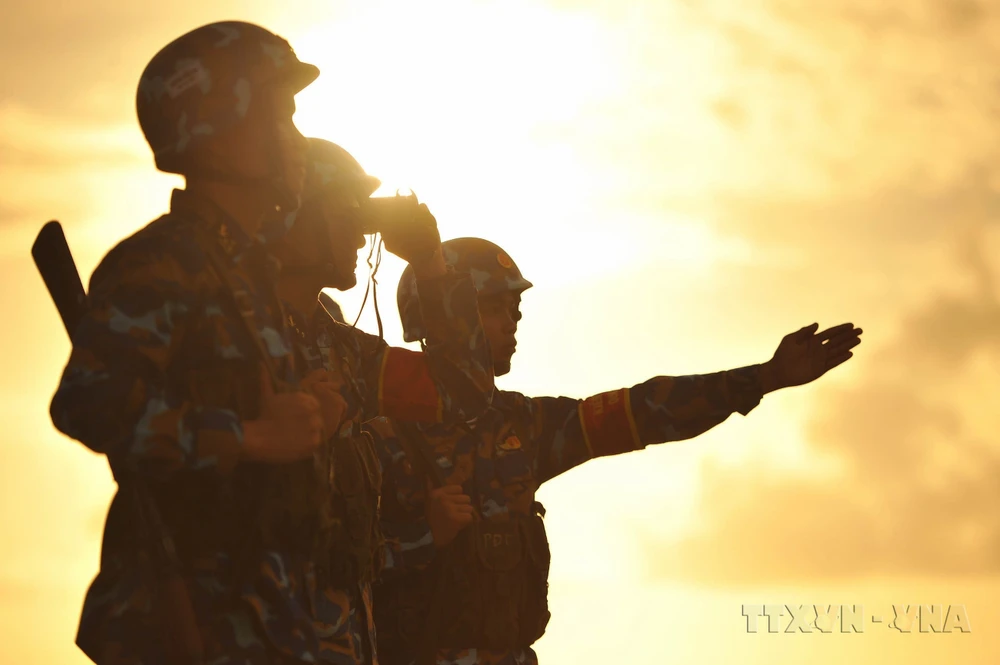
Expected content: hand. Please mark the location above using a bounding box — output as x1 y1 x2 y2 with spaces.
242 363 325 463
425 480 475 548
380 203 445 276
300 369 348 436
763 322 863 391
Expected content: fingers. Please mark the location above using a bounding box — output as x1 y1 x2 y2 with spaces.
431 485 473 505
784 322 818 344
825 351 854 370
294 392 322 414
300 369 331 392
445 503 475 523
269 391 321 417
799 322 819 339
304 368 331 382
825 334 862 357
313 389 348 434
428 483 474 514
815 322 857 342
312 383 346 406
415 203 436 225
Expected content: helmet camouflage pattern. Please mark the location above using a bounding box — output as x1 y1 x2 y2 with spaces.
265 137 383 243
136 21 319 174
398 237 532 342
303 138 382 203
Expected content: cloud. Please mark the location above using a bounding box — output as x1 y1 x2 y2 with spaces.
639 174 1000 585
560 0 1000 206
0 0 326 121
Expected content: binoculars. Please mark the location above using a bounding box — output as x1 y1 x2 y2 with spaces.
359 193 420 236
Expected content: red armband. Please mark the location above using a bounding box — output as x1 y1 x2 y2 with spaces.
378 347 443 422
577 388 641 458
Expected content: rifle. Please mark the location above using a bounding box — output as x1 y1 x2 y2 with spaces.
32 221 205 665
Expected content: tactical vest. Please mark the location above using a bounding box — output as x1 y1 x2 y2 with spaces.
374 427 552 664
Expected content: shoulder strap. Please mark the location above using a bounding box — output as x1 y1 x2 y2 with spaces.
389 420 457 665
191 226 285 391
393 420 449 489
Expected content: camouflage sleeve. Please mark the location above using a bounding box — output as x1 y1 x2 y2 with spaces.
513 366 766 484
49 245 243 478
359 270 494 423
365 418 437 578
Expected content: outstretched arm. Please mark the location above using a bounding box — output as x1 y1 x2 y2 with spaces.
512 322 863 484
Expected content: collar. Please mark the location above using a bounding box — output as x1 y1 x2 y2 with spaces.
170 188 256 263
169 189 285 281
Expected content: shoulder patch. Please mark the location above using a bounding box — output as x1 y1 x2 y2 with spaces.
498 434 522 451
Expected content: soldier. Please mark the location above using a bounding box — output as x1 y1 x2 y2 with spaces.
48 23 490 665
368 237 864 665
263 136 496 663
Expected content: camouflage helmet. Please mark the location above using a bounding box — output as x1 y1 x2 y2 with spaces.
398 237 532 342
136 21 319 174
261 137 381 242
267 137 382 258
303 138 382 202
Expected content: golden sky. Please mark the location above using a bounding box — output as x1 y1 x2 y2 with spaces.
1 0 998 663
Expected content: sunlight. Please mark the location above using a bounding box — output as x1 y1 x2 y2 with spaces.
289 0 627 237
285 0 754 305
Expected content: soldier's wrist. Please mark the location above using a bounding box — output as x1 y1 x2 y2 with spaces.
410 246 446 280
757 360 781 395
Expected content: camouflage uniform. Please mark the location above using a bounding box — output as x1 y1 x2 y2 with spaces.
369 238 766 665
279 272 495 664
270 139 495 663
50 24 492 665
54 188 315 665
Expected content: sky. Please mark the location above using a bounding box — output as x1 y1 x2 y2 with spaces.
1 0 998 663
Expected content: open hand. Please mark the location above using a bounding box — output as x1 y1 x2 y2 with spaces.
764 322 863 391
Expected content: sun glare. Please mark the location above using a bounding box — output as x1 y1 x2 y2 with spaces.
288 4 741 305
290 1 625 219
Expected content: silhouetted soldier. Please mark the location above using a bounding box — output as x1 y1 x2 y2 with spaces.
265 138 497 663
49 23 492 665
368 237 863 665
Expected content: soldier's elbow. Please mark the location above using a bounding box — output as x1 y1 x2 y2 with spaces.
49 388 112 455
